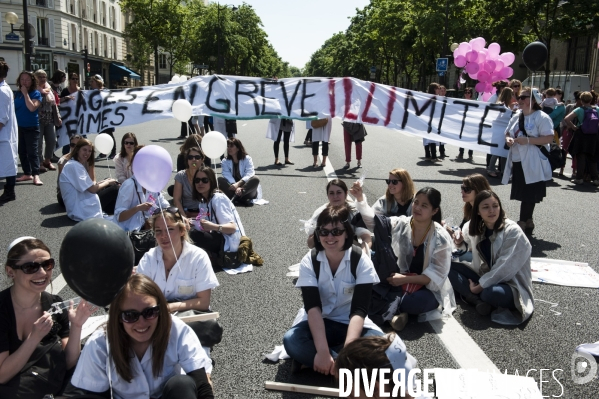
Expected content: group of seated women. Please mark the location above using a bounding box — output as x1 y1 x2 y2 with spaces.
283 169 534 376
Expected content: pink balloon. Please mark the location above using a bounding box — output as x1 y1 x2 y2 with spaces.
465 62 479 74
491 87 497 94
485 83 493 93
469 71 478 80
488 42 501 58
477 71 491 83
490 72 502 82
456 42 471 57
494 60 504 72
500 66 514 79
501 52 515 66
485 61 496 74
482 92 494 102
466 51 479 63
454 55 467 68
477 48 488 64
475 82 486 93
470 37 486 51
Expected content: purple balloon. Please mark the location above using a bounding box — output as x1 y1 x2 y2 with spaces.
466 51 479 63
494 60 504 72
500 66 514 79
485 83 493 93
469 71 479 80
501 52 515 66
454 55 467 68
465 62 480 74
477 71 491 83
132 145 173 193
485 61 496 74
475 82 486 93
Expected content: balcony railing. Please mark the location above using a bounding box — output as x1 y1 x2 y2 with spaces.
36 0 49 7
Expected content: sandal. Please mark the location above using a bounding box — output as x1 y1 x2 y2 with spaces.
487 171 499 178
312 163 318 168
320 162 326 168
16 175 33 182
285 160 294 165
274 161 282 166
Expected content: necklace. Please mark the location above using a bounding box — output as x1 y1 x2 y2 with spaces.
410 218 432 256
10 289 40 310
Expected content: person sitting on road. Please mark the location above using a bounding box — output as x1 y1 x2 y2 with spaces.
191 166 245 261
218 138 260 205
372 168 416 217
113 132 138 184
352 185 454 332
283 205 383 375
0 237 96 398
306 179 372 252
448 190 533 325
59 139 118 221
114 146 170 232
173 147 206 219
56 134 82 207
65 274 214 399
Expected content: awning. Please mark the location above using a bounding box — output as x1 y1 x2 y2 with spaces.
110 63 141 81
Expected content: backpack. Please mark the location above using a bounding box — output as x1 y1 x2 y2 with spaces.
311 244 362 280
581 108 599 135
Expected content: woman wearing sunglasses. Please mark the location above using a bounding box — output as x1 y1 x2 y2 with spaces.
372 168 415 217
218 138 260 205
59 139 119 221
283 205 383 376
191 166 245 258
56 135 82 207
114 146 170 232
67 274 214 399
503 87 554 232
174 147 206 219
0 237 96 397
113 132 138 184
352 185 454 332
449 191 533 324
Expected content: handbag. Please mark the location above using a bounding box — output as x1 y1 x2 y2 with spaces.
128 185 155 265
518 113 562 170
52 103 62 128
311 118 328 129
39 94 55 125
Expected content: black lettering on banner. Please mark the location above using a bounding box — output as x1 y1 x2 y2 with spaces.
454 100 480 139
88 90 103 111
60 105 72 124
401 91 435 132
260 80 281 116
119 87 143 103
103 90 117 106
300 79 320 117
142 88 170 114
281 80 301 116
235 80 259 116
75 92 88 116
205 76 231 113
188 83 198 105
437 98 447 134
65 120 78 136
87 112 101 132
113 106 127 126
77 112 85 133
478 104 507 147
173 86 186 101
101 108 113 130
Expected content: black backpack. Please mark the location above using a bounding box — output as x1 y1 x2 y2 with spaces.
311 244 362 280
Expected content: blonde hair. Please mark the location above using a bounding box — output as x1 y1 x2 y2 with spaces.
385 168 415 212
150 210 191 245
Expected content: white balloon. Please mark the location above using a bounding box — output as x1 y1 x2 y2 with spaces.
172 99 193 122
171 75 180 83
180 75 188 82
95 133 114 154
202 131 227 159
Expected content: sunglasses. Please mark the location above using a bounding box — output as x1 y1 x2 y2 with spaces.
70 78 78 81
152 206 183 220
120 305 160 323
188 155 203 161
12 258 55 274
124 141 135 146
517 95 530 100
194 177 210 184
385 179 401 185
461 185 473 194
316 228 346 237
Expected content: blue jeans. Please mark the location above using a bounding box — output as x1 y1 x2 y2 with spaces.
449 262 515 309
18 126 41 175
283 319 383 367
399 287 439 315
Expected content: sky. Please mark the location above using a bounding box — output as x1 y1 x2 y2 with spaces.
241 0 371 69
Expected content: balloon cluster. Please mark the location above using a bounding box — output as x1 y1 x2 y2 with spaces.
453 37 515 98
168 74 188 84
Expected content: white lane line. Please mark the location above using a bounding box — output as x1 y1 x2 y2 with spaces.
323 159 499 372
47 273 67 295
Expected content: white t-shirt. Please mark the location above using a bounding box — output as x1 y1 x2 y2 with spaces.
505 110 554 162
295 248 381 330
137 241 219 302
71 316 210 399
59 159 103 221
114 176 170 232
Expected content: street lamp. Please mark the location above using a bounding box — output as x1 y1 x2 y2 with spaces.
216 3 238 74
5 11 35 71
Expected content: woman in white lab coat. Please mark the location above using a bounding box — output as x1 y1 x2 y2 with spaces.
0 61 18 204
307 117 332 168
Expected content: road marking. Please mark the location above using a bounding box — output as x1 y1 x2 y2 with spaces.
323 159 499 372
47 273 67 295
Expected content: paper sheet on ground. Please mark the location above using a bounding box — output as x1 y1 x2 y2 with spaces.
287 263 300 277
251 199 269 205
434 368 542 399
531 258 599 288
81 315 108 339
223 263 253 274
264 345 290 361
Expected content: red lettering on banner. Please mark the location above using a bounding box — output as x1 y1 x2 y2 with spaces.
361 82 379 124
343 78 358 120
384 86 396 126
329 79 336 118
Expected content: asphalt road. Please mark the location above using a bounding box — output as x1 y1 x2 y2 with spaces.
1 117 598 398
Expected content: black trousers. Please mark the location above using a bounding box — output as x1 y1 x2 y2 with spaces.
274 130 291 158
312 141 329 156
217 176 260 201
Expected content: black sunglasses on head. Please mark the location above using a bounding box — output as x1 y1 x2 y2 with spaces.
120 305 160 323
385 179 401 185
152 206 182 220
11 258 55 274
194 177 210 184
188 155 203 161
461 185 473 194
316 228 346 237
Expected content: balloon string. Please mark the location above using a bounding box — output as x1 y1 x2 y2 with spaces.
158 201 182 275
107 160 113 180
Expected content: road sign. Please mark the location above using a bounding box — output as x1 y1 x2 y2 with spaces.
437 71 446 77
194 64 209 69
5 32 19 41
436 58 448 72
370 66 376 73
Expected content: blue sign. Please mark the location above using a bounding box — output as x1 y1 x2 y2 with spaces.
5 33 20 42
438 71 446 77
370 66 376 73
436 58 448 72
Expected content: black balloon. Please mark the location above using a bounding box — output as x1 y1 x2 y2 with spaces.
522 41 548 71
60 219 135 306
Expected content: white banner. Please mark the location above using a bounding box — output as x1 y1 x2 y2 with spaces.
57 75 511 156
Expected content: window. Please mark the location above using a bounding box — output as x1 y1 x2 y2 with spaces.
69 0 75 14
113 37 117 59
159 54 167 69
93 0 98 22
103 34 107 57
36 0 48 8
101 2 106 26
567 36 591 74
37 18 48 45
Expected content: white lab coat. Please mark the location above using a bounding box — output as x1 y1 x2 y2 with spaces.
221 156 256 184
0 80 18 178
59 159 103 221
266 118 295 142
305 117 332 142
113 176 170 232
197 192 245 252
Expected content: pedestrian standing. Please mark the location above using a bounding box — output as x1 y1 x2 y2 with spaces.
267 118 294 165
0 61 18 203
15 71 43 186
34 69 59 172
424 83 441 161
457 88 474 160
342 122 365 169
308 117 332 168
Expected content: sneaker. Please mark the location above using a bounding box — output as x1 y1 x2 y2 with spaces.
357 161 362 168
390 312 409 332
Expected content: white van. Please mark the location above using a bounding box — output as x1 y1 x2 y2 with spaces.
522 73 590 104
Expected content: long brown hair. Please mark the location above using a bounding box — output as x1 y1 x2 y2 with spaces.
5 238 51 269
66 139 96 181
192 166 220 202
119 132 138 158
107 274 171 382
226 138 248 160
385 168 415 213
497 87 514 107
468 190 506 236
179 134 203 154
461 173 491 221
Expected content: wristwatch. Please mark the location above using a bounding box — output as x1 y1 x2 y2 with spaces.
218 225 222 233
